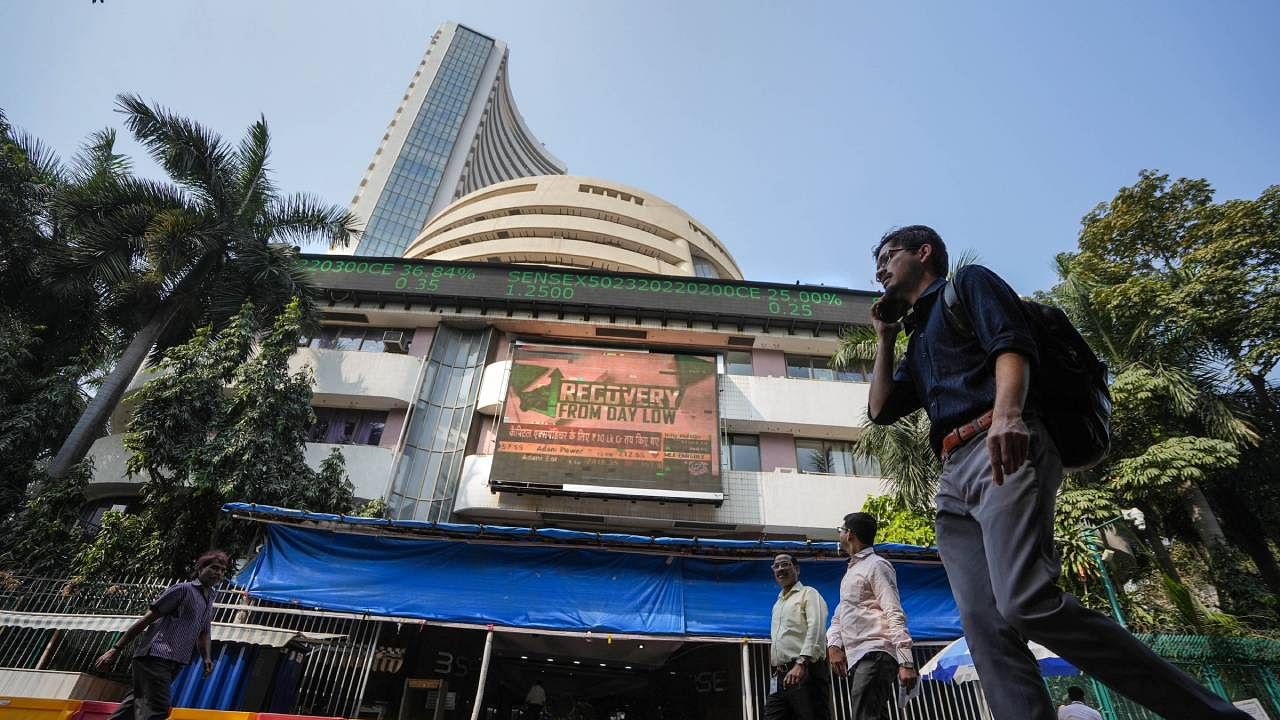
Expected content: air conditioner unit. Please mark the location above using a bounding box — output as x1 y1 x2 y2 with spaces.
382 330 408 354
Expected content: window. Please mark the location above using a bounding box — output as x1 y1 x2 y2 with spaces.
723 434 760 471
309 408 391 446
795 438 880 476
723 351 753 376
693 256 720 279
785 355 872 383
306 327 416 353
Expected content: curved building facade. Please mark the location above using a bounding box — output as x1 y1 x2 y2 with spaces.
344 22 566 258
404 175 744 279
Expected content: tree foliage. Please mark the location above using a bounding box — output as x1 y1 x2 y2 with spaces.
1046 171 1280 629
76 299 354 578
49 94 361 479
0 111 110 521
860 495 935 547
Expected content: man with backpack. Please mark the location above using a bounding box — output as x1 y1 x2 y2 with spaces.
865 226 1247 720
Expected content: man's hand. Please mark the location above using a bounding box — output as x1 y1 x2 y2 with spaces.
986 412 1029 486
898 665 919 692
870 300 902 340
783 662 807 689
203 657 214 676
93 648 118 672
827 646 847 677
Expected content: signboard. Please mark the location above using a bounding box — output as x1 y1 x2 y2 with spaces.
299 255 871 326
491 345 721 501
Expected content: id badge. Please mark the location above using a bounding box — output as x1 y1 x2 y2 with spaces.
769 675 779 695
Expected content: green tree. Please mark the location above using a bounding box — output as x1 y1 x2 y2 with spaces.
49 94 360 480
859 495 935 547
76 299 355 578
0 111 114 520
1050 172 1279 615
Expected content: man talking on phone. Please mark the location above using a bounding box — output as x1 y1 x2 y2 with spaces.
866 225 1246 720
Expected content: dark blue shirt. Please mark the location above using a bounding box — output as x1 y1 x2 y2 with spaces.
869 265 1039 454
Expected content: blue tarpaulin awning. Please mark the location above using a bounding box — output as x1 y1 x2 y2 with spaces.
237 524 962 641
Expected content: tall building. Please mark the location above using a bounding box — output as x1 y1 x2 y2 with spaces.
73 25 969 718
341 22 566 258
81 175 967 720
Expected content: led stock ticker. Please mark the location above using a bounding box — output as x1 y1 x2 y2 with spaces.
300 256 868 325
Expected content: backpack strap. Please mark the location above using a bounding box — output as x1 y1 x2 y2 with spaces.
941 280 973 337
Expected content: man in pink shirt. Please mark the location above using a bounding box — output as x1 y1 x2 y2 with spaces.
826 512 918 720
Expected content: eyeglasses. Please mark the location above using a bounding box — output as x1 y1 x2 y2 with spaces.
875 246 913 271
836 526 850 534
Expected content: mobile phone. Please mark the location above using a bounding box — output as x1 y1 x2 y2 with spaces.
873 297 909 324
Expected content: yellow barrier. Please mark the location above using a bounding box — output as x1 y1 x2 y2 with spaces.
0 698 83 720
167 709 254 720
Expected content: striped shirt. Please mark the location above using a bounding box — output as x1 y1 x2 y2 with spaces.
134 581 214 664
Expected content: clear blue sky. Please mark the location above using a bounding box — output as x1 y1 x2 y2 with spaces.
3 1 1278 294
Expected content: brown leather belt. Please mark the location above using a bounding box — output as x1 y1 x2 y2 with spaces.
941 410 994 461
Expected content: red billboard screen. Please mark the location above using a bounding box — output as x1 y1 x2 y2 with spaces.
491 345 721 499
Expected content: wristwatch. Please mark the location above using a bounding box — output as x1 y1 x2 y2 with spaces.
794 656 809 666
900 661 915 669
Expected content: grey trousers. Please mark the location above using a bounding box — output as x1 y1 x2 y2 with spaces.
935 418 1248 720
843 652 897 720
106 656 182 720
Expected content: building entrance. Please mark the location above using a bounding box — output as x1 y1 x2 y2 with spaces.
481 633 742 720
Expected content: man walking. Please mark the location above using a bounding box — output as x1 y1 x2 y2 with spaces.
866 224 1248 719
94 551 228 720
764 554 829 720
826 513 917 720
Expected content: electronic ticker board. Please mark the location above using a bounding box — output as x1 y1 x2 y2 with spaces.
300 255 873 326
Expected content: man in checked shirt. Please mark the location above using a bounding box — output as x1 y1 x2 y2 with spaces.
94 551 227 720
826 513 918 720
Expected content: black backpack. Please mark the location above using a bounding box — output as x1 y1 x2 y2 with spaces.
942 281 1112 471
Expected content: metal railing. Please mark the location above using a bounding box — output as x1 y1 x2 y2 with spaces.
0 574 383 717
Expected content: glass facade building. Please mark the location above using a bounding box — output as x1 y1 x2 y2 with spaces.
355 29 493 256
344 22 566 258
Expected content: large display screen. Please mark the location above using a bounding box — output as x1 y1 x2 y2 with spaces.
490 345 722 501
299 255 871 327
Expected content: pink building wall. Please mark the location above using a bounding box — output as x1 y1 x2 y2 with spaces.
752 349 787 377
381 409 407 449
408 327 435 358
759 432 796 471
476 415 499 454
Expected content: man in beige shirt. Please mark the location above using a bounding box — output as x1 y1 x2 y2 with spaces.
826 512 918 720
765 553 830 720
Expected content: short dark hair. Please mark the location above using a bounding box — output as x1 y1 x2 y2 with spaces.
773 553 798 567
195 550 230 572
1067 686 1086 702
873 225 949 278
842 512 878 546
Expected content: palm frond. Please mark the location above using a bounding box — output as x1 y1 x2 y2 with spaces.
115 93 234 207
68 128 130 185
831 326 878 368
948 248 981 278
234 115 276 222
265 193 362 249
853 412 939 512
14 128 65 184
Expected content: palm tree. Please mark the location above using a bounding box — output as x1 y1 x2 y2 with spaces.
1048 254 1266 594
48 94 360 479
